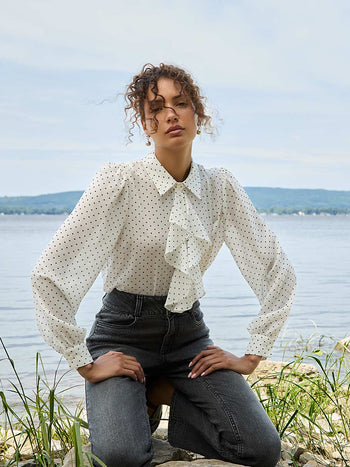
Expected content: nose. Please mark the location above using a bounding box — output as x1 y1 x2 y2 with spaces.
165 106 179 122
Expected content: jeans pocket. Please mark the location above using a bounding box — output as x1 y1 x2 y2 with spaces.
190 304 204 325
95 303 138 329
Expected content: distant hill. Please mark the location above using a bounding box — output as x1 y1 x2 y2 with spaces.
0 187 349 215
245 187 350 210
0 191 83 214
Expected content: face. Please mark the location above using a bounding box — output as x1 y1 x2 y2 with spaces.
141 77 199 151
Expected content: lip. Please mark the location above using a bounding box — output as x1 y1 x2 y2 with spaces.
166 125 184 134
167 128 184 136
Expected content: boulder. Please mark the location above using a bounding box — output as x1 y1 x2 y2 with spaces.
62 438 194 467
158 461 245 466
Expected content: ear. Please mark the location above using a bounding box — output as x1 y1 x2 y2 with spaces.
141 119 147 133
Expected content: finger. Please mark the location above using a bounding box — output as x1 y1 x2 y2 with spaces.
123 369 139 381
189 349 219 366
190 356 222 377
201 358 226 375
123 364 141 382
124 355 138 362
120 355 145 379
199 365 221 377
125 361 145 382
199 360 224 375
123 354 143 368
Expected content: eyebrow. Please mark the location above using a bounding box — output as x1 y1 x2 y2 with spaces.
149 93 186 104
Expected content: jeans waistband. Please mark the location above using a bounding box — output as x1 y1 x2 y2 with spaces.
109 287 168 301
103 287 199 316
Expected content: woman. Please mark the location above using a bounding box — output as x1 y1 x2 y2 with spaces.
31 63 297 467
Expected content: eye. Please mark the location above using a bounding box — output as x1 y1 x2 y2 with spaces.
177 102 187 107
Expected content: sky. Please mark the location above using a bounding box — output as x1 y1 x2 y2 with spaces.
1 0 349 196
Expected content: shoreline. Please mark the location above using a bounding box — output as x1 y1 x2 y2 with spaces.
1 212 350 217
1 358 349 466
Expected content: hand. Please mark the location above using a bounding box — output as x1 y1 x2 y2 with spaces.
188 345 262 377
77 350 145 384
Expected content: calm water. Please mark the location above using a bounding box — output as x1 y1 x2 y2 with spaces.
0 214 349 402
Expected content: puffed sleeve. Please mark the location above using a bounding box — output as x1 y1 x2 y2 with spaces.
221 168 297 359
30 162 129 370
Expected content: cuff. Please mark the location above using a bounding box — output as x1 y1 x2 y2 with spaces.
62 343 93 370
246 334 276 360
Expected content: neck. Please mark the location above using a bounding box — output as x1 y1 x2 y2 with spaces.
153 145 192 182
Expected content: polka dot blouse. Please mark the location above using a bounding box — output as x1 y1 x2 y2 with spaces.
30 150 297 369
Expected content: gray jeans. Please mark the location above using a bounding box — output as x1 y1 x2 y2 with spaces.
85 288 281 467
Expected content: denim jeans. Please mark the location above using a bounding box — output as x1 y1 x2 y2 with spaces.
85 288 281 467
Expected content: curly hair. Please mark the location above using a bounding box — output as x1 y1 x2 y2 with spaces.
124 62 216 145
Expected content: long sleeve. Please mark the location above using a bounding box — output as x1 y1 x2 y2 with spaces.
221 168 297 359
30 162 129 369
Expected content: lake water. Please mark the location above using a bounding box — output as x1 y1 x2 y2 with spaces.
0 214 349 403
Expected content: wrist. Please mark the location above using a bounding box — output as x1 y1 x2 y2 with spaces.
77 362 94 378
241 354 262 372
244 354 262 363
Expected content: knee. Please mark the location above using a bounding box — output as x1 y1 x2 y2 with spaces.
249 430 281 467
92 443 153 467
223 429 281 467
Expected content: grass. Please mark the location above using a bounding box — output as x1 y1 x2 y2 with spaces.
1 333 350 466
246 332 350 465
0 337 106 467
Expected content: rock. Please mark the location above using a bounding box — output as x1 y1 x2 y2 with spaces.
154 426 169 440
302 462 328 467
335 336 350 353
62 443 92 467
331 450 342 460
158 461 245 466
299 451 330 465
153 410 170 440
315 413 342 434
281 440 293 460
3 445 16 460
299 451 315 462
151 438 193 465
290 446 307 460
62 438 193 467
1 435 62 462
246 360 319 386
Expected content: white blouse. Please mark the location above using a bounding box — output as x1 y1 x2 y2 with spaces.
31 150 297 370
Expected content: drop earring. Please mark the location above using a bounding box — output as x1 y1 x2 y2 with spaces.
196 127 201 135
145 134 151 146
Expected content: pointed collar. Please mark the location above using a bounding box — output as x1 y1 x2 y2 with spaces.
142 151 201 199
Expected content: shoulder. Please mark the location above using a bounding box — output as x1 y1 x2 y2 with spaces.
94 160 133 179
90 159 138 190
196 162 243 194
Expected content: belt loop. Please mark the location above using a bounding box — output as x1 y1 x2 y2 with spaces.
134 294 143 317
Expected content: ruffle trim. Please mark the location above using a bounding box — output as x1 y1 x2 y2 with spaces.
164 184 212 312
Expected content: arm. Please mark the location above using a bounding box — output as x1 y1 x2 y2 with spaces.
30 162 129 370
221 168 297 360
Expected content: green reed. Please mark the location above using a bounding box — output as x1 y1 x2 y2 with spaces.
1 333 349 465
247 333 350 464
0 337 106 466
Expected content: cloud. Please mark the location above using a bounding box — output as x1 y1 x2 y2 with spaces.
1 0 349 91
1 0 349 194
200 145 349 166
